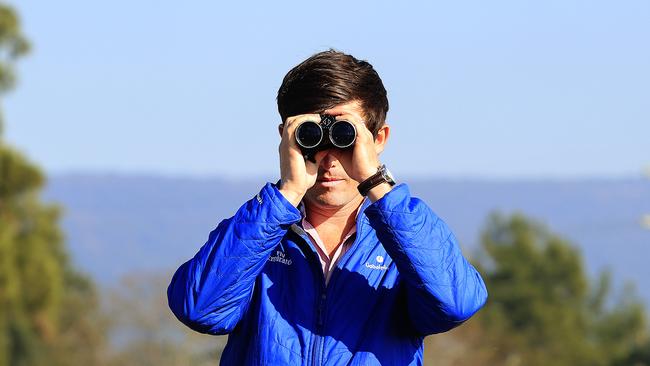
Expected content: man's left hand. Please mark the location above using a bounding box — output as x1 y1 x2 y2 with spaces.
333 113 381 182
322 102 392 201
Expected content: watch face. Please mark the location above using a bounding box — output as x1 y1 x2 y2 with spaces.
381 166 395 184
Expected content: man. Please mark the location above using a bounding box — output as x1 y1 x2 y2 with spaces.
167 50 488 365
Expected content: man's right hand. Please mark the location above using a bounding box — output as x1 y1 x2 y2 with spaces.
277 114 325 207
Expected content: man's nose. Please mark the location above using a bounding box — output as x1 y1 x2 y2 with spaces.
319 150 339 168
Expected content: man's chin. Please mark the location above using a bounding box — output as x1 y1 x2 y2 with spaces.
304 186 360 208
306 192 340 207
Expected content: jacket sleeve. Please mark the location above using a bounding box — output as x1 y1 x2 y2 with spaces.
364 183 488 336
167 182 301 335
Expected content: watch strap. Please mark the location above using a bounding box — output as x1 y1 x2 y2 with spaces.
357 165 394 196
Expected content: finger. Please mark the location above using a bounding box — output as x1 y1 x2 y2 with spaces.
305 149 327 170
313 150 328 165
304 151 326 178
282 114 321 154
284 113 321 135
336 113 369 131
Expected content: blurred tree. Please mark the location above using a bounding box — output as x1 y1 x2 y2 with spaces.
0 3 106 365
614 338 650 366
0 2 29 133
477 212 596 365
462 212 647 366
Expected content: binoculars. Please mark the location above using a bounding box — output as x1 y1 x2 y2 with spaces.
295 115 357 162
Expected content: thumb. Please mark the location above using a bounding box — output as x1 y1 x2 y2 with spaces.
306 150 327 175
312 150 329 167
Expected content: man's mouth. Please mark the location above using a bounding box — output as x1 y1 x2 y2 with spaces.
317 176 345 186
319 177 344 182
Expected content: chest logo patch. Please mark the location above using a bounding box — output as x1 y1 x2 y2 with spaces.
365 254 389 270
268 250 293 266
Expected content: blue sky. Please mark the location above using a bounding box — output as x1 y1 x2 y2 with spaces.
4 0 649 179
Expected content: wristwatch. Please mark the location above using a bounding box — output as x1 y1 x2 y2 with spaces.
357 164 396 196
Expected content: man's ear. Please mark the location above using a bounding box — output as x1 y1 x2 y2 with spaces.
373 124 390 155
278 123 284 137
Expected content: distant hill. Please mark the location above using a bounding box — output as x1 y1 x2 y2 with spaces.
43 174 650 306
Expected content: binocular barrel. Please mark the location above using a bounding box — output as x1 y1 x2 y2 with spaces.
295 115 356 148
295 115 357 162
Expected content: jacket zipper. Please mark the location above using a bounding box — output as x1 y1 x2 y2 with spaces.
292 214 367 366
313 292 326 366
292 229 327 366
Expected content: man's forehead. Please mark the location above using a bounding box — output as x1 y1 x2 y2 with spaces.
321 100 364 117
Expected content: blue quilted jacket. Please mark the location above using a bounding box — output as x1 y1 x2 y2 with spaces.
168 182 488 365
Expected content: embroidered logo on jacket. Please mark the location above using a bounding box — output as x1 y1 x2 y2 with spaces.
365 255 388 270
268 250 292 266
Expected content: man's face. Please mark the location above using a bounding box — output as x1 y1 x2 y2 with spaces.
303 101 368 209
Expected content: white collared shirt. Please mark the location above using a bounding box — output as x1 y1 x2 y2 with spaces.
298 202 363 285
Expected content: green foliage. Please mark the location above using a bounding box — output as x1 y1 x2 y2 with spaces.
0 3 106 365
474 212 648 366
0 111 106 366
0 3 29 96
0 150 61 366
0 2 29 136
425 212 649 365
614 338 650 366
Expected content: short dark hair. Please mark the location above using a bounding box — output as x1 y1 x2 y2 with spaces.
277 49 389 137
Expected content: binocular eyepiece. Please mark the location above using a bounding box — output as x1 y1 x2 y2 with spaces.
295 115 357 163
